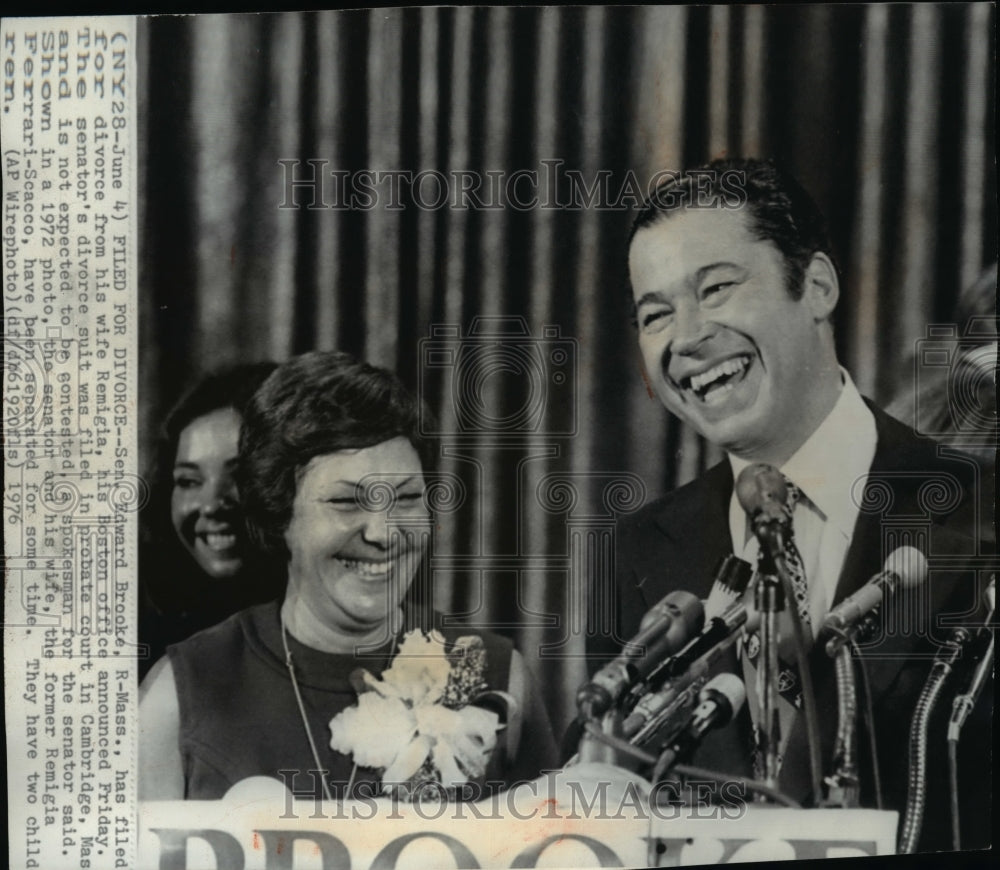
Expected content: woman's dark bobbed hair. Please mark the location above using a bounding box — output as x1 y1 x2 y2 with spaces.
238 350 437 556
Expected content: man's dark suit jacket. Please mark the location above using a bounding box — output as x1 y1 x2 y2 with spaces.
590 404 992 852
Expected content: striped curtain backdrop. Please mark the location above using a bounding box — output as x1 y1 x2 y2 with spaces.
139 5 996 734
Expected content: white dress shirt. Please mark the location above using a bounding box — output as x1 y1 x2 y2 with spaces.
728 370 878 630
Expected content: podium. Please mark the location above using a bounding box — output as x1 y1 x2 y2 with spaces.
138 769 898 869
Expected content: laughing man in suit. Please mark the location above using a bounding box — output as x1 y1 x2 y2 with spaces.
592 158 990 852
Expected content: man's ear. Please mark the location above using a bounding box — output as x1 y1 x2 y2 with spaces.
802 252 840 322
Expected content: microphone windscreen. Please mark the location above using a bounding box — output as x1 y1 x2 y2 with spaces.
701 672 746 722
638 589 703 635
842 583 885 621
735 463 788 521
716 554 753 594
883 546 928 589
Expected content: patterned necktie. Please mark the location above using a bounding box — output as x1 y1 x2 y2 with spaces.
743 476 811 775
777 480 811 632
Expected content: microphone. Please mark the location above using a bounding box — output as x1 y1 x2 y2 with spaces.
735 463 792 552
655 673 746 765
638 556 752 691
643 672 746 866
577 590 703 719
624 596 744 739
947 577 995 740
623 599 756 740
823 547 928 635
657 598 755 685
900 576 989 854
703 554 754 621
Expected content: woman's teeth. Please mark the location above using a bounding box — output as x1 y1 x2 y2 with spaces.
202 533 237 551
338 557 391 577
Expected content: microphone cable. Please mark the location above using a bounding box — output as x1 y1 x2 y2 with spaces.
673 763 800 808
645 750 801 867
820 630 884 809
898 662 948 853
579 719 800 808
581 718 657 767
645 759 803 867
898 629 968 854
828 642 858 803
644 753 801 867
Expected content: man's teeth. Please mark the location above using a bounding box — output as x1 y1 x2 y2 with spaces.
203 533 237 551
688 356 750 394
339 558 391 577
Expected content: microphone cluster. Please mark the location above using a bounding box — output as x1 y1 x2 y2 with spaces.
577 554 754 761
577 451 996 851
575 589 703 721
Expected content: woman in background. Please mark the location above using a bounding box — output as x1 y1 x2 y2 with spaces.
138 363 284 679
139 351 557 801
886 265 996 548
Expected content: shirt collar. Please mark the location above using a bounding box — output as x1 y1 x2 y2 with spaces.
728 369 877 540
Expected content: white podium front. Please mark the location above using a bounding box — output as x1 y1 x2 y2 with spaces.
137 766 898 869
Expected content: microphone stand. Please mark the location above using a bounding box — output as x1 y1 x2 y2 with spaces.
735 464 823 804
756 526 825 806
946 581 995 850
753 558 785 789
947 630 992 850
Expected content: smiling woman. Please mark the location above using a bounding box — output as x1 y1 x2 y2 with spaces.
280 440 431 650
171 407 246 578
138 363 283 680
138 351 557 802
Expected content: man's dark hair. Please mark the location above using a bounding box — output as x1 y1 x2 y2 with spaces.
630 157 838 298
238 350 436 556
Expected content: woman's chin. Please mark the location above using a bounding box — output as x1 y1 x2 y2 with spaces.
327 591 407 638
195 551 245 581
339 595 404 631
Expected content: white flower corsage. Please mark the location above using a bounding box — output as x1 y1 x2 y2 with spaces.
329 629 508 801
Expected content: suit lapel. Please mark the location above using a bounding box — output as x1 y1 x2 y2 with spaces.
830 405 960 697
832 403 921 605
779 404 967 803
640 462 734 611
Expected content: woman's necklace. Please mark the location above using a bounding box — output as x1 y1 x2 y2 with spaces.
280 617 398 803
